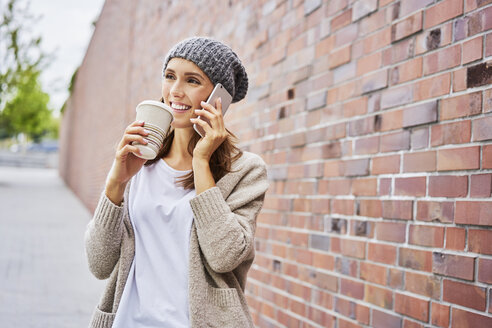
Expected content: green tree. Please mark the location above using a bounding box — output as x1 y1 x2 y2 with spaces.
0 0 56 141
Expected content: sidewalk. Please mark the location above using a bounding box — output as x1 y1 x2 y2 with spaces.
0 166 105 328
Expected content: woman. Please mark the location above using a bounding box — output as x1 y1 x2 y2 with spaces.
85 37 269 328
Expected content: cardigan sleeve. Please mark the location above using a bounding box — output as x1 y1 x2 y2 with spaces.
84 192 125 279
189 155 269 273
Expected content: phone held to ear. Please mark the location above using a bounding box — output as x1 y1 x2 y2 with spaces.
193 83 233 138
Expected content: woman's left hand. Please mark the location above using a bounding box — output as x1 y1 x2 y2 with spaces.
191 98 228 162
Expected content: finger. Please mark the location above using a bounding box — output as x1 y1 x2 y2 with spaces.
191 117 214 135
125 126 149 136
215 97 223 115
117 144 142 159
200 100 219 115
123 134 148 146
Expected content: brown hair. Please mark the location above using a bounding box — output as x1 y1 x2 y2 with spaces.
145 124 243 190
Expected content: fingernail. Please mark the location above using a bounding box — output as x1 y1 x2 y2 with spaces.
218 97 222 103
201 101 206 105
144 129 150 135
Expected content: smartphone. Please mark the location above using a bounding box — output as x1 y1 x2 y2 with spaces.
194 83 233 138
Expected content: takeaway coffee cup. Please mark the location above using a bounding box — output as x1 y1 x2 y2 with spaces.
132 100 173 160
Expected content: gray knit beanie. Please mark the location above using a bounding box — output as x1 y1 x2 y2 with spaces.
163 37 248 103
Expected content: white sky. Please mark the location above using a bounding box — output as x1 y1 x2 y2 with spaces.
28 0 106 114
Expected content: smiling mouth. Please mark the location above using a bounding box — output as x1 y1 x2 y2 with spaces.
171 102 192 113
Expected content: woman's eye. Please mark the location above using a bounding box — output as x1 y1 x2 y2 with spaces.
165 74 175 80
188 78 200 85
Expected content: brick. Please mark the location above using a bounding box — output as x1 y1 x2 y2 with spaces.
472 116 492 141
414 73 450 102
334 296 354 318
357 51 382 76
376 221 406 242
368 242 397 264
340 278 364 300
400 0 434 17
360 262 387 285
463 36 483 64
333 62 356 84
440 92 482 121
364 27 392 54
395 293 429 322
343 97 367 118
315 35 335 58
364 284 393 309
354 136 379 155
352 177 377 196
468 229 492 254
487 33 492 57
478 258 492 284
403 151 436 172
344 158 369 176
340 238 365 259
470 174 492 197
373 309 402 328
330 45 352 69
431 302 450 327
361 69 388 94
336 256 357 276
451 308 492 328
443 279 486 311
382 200 413 220
445 227 466 250
416 201 454 223
467 61 492 88
485 88 492 113
313 252 335 271
425 0 464 29
395 177 426 196
454 17 468 42
350 219 374 238
379 110 404 131
352 0 377 21
380 131 410 152
431 120 471 146
409 225 444 247
465 0 492 12
423 44 461 75
331 9 352 31
432 252 475 280
388 268 404 289
484 145 492 169
411 128 429 150
456 202 492 226
453 67 467 92
384 37 415 65
372 154 400 174
335 24 359 48
391 57 423 84
332 199 354 215
437 146 480 171
402 101 437 128
310 234 331 251
399 247 432 271
306 91 327 111
416 23 452 54
379 178 392 195
392 11 423 42
381 85 414 109
429 175 468 198
355 303 370 325
405 271 441 299
319 179 351 195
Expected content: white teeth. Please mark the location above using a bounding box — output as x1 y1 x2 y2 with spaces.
171 103 191 110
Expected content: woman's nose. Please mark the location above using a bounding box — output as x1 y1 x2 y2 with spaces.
170 81 184 97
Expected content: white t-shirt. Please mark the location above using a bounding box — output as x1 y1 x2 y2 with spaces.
112 159 196 328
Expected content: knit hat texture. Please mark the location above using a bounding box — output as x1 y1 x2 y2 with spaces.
163 37 248 103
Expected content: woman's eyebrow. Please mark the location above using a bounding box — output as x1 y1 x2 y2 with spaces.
165 68 204 81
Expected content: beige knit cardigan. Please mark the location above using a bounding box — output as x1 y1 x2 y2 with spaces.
85 151 269 328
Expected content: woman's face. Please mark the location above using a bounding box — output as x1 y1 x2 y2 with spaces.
162 58 214 129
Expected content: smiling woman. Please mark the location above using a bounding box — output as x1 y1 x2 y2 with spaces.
84 37 269 328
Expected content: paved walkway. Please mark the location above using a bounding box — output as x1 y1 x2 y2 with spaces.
0 167 105 328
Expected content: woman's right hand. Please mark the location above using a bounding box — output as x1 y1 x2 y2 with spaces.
105 121 149 205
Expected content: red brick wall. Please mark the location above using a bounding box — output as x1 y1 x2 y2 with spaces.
60 0 492 327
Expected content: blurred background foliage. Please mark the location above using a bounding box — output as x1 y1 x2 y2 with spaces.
0 0 58 143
